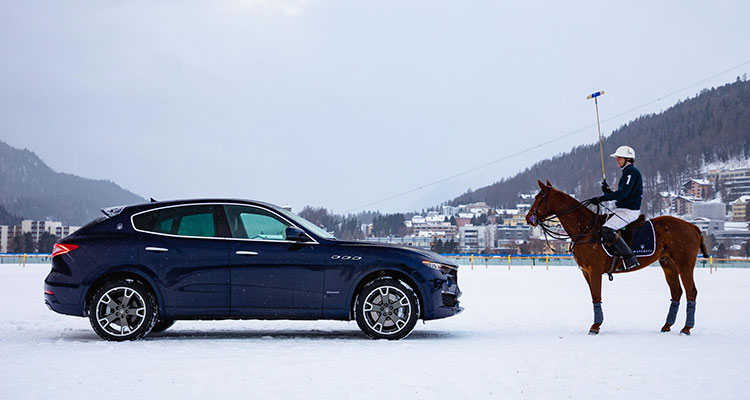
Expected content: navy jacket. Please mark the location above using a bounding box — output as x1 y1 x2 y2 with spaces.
600 163 642 210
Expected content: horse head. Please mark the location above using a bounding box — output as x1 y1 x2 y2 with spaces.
526 180 556 226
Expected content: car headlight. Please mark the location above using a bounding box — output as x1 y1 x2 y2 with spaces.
422 260 458 273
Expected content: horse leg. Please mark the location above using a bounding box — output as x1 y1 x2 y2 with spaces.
678 266 698 335
659 257 683 332
583 269 604 335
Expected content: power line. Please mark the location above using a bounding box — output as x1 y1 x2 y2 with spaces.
346 58 750 213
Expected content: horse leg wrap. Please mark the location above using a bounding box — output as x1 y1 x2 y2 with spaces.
666 300 680 325
685 301 696 328
593 302 604 325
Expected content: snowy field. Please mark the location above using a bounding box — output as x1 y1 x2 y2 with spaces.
1 264 748 399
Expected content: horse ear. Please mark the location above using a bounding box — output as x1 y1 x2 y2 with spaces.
538 180 545 190
546 180 551 187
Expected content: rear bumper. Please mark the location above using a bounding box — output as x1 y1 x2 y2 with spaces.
44 276 85 317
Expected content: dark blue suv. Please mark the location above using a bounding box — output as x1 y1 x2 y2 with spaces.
44 199 462 341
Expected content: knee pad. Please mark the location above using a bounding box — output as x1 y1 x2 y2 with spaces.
600 226 616 242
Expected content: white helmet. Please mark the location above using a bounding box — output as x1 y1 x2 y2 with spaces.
610 145 635 159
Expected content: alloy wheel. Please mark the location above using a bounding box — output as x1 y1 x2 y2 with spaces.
362 285 413 335
95 286 148 337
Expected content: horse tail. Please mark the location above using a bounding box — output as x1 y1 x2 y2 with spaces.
693 224 709 258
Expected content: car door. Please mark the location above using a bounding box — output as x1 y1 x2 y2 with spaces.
224 204 324 318
134 204 230 318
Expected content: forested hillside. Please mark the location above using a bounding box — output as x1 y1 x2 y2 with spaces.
450 78 750 212
0 141 145 225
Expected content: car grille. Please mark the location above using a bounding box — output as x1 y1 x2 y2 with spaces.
442 292 458 307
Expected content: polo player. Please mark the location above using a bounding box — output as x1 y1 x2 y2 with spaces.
588 145 643 270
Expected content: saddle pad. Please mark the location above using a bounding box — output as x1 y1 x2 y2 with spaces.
602 220 656 258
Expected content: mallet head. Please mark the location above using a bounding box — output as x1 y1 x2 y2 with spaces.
587 91 605 99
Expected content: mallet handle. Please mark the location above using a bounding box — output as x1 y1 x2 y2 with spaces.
595 98 605 180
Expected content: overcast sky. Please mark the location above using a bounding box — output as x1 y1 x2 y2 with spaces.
1 1 748 214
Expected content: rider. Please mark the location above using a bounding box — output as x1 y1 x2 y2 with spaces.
588 145 643 270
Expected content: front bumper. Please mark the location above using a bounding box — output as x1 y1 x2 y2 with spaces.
420 266 463 320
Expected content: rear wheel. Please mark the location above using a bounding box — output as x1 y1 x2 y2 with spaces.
88 279 157 341
355 278 419 340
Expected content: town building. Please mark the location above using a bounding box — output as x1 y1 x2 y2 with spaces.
365 236 434 250
0 225 9 253
459 224 496 253
411 222 457 239
706 167 750 202
690 201 726 220
0 220 80 253
689 217 725 234
672 196 695 216
682 179 714 200
731 196 750 222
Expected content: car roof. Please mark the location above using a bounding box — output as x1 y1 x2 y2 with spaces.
122 198 283 214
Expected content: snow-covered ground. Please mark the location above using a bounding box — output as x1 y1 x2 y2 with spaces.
1 264 748 399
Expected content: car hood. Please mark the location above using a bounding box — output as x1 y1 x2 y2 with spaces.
330 240 457 266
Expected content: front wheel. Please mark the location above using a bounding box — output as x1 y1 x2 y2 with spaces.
88 279 157 341
355 278 419 340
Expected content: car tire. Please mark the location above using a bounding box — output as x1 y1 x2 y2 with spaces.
355 277 420 340
88 279 157 341
150 319 175 333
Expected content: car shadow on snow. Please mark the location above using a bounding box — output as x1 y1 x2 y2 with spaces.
60 328 461 341
148 328 460 341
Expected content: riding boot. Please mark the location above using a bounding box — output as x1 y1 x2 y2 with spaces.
601 227 639 270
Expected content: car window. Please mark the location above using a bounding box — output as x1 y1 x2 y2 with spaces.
224 205 290 241
177 212 215 237
133 205 218 238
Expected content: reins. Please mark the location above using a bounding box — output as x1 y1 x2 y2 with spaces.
531 192 607 252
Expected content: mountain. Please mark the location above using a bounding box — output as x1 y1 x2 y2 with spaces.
0 204 20 225
449 77 750 213
0 140 146 225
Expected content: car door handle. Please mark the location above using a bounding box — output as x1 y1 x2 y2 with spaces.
235 251 259 256
145 247 169 253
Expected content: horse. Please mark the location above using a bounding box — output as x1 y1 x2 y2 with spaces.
525 180 708 335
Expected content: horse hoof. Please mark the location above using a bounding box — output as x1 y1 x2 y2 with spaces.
660 324 671 333
680 327 692 335
588 329 599 335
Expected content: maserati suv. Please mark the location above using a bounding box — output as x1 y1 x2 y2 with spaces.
44 199 462 341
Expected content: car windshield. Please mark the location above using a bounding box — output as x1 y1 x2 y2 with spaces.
275 207 337 240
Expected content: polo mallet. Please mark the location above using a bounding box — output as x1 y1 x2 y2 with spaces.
587 90 606 182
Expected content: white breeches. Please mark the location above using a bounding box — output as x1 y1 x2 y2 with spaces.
603 208 641 230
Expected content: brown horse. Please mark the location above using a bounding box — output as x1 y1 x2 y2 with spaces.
526 180 708 335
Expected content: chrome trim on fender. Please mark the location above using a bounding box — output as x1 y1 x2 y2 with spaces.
145 247 168 253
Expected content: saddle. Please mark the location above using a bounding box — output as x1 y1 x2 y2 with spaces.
618 214 647 246
600 214 654 281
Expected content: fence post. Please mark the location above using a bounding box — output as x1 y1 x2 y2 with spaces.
23 253 27 267
710 256 713 274
507 254 511 270
546 254 549 271
470 254 474 270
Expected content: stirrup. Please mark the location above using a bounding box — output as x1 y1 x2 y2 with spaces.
617 258 639 271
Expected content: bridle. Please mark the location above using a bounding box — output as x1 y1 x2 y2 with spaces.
529 189 602 251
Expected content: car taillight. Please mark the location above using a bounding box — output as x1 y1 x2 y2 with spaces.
52 243 79 257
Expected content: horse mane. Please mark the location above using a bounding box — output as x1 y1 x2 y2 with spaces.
548 185 595 218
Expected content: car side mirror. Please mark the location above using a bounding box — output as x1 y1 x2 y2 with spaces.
286 226 311 242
